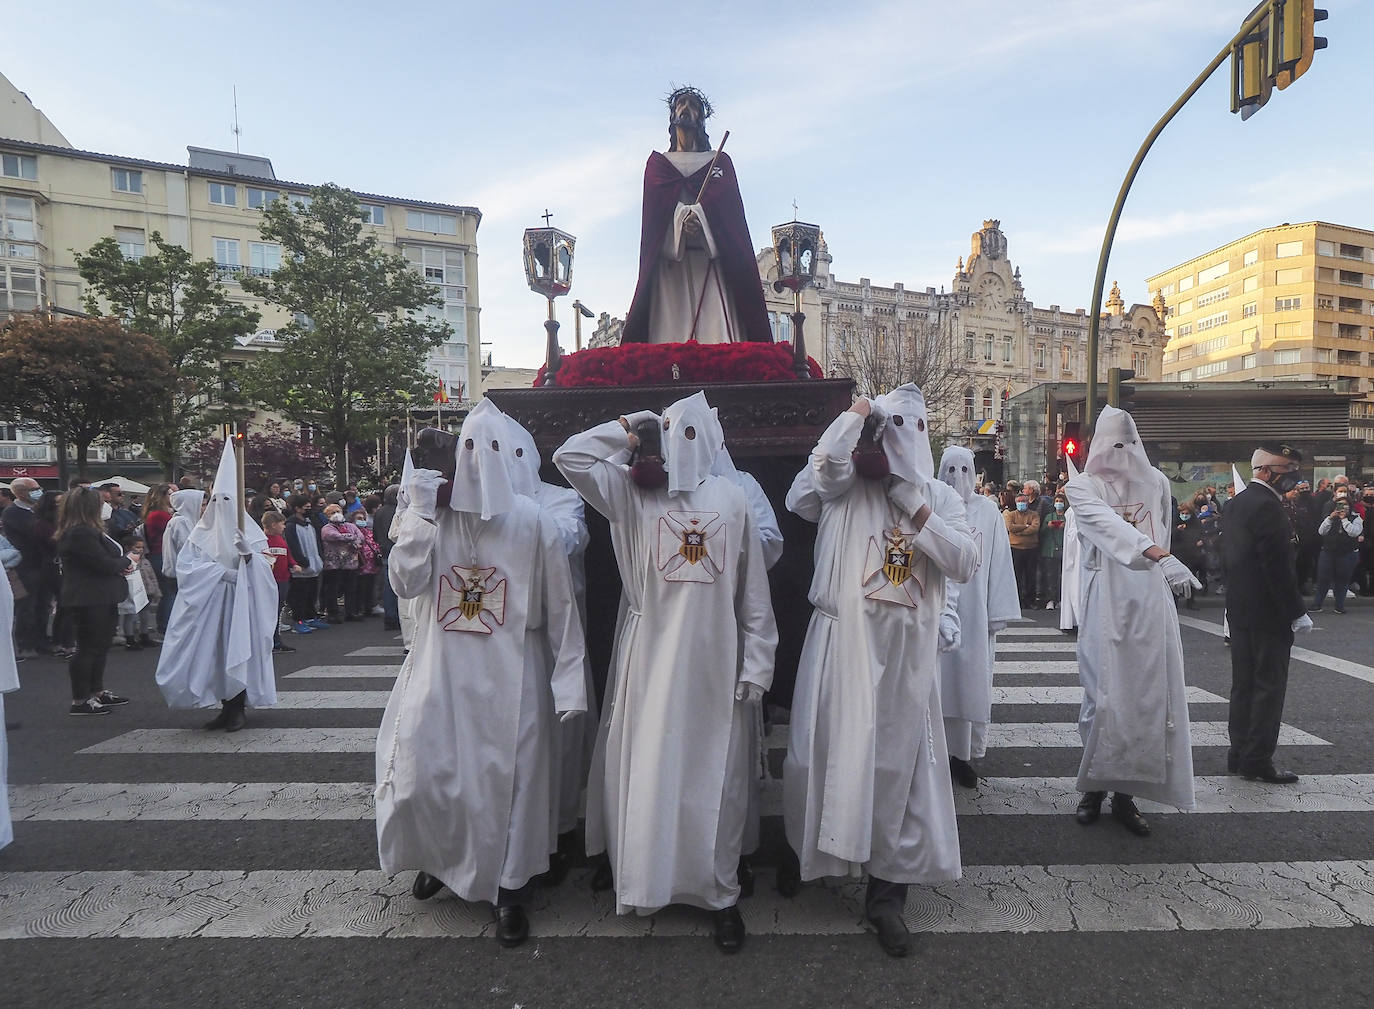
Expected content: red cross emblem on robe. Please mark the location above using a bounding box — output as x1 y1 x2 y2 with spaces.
437 565 507 634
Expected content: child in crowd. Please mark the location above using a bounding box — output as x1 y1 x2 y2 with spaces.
262 511 297 654
119 535 161 650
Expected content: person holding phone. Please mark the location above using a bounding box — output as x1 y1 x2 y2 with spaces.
1312 487 1363 614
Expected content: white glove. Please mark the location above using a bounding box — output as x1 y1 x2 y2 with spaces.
233 530 254 558
735 682 765 705
867 398 889 440
1157 554 1202 597
620 410 661 447
557 709 583 724
938 611 961 652
888 477 926 518
405 468 445 522
1291 613 1313 634
219 565 239 584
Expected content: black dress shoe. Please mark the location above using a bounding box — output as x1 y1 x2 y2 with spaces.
495 904 529 948
712 906 745 954
411 871 444 900
1243 765 1300 784
203 706 231 731
868 910 910 958
949 755 979 789
223 706 247 732
737 856 755 899
1075 790 1106 825
1111 793 1151 836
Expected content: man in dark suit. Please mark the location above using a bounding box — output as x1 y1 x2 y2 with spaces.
1223 444 1311 784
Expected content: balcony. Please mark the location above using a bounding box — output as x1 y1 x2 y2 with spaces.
1339 270 1365 287
1339 298 1364 313
214 263 244 281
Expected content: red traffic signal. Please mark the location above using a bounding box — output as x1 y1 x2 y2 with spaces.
1063 438 1079 457
1060 421 1083 460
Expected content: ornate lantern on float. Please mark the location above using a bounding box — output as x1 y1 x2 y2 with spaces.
770 218 822 378
522 214 577 385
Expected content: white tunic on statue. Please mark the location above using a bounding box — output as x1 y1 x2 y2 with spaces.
647 150 744 345
554 401 777 915
0 561 19 850
784 392 978 886
156 444 277 709
938 448 1021 763
376 401 587 905
1064 407 1195 809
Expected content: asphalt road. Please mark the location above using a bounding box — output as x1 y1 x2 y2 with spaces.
3 597 1373 1009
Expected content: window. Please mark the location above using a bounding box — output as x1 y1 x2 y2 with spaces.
1131 350 1148 373
248 241 281 276
983 333 994 362
1275 267 1302 285
0 264 43 311
962 387 975 423
1035 343 1047 370
1274 322 1301 341
404 245 467 343
1274 349 1302 364
1 153 37 180
1195 360 1229 378
213 237 240 278
980 388 993 419
776 313 792 344
1339 269 1364 286
1176 323 1193 337
1242 353 1257 369
111 168 142 194
1160 283 1175 296
1 196 37 262
1243 249 1259 266
360 204 385 226
1241 325 1259 342
1195 334 1229 354
1243 275 1259 293
1275 240 1303 258
1339 243 1364 260
1060 345 1072 373
1275 296 1301 312
1196 311 1229 332
1001 335 1012 363
1176 299 1193 315
1199 261 1230 284
1317 295 1334 310
1317 240 1336 257
208 181 237 206
114 226 144 260
406 210 457 235
289 193 312 210
963 332 975 361
1339 297 1363 313
1197 287 1229 307
247 187 280 209
1243 302 1257 318
1178 369 1193 381
1178 275 1194 291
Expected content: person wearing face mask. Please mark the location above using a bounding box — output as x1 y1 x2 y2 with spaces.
1039 493 1068 611
1004 492 1041 609
2 477 54 659
1065 406 1201 837
1222 444 1310 785
937 446 1020 790
1172 499 1206 605
554 390 777 954
379 399 586 949
1311 488 1363 615
780 386 978 958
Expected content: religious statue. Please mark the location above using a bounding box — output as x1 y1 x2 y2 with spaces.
621 86 773 344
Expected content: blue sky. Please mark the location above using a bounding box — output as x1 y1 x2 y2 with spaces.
6 0 1369 367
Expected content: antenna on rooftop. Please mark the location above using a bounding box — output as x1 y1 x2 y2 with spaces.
231 86 242 154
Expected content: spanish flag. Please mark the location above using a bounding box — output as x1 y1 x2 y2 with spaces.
433 379 450 405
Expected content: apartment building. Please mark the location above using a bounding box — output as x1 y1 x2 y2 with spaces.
1148 221 1374 442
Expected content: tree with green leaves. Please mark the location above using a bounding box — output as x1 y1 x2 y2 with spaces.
74 232 260 477
241 184 450 484
0 314 174 481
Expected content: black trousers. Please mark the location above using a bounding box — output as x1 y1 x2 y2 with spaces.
68 603 118 701
321 568 357 618
1011 547 1038 605
1228 622 1295 772
287 576 319 622
866 877 907 919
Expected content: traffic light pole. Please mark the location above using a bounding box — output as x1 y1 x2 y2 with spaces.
1085 3 1275 434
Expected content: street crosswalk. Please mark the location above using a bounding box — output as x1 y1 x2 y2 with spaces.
2 621 1370 941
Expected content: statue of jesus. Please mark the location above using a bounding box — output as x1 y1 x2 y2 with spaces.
621 87 773 345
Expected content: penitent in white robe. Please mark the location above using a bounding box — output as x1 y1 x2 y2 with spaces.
940 493 1021 762
1064 470 1195 808
0 560 19 850
376 502 586 903
554 421 777 914
647 150 745 345
784 412 978 885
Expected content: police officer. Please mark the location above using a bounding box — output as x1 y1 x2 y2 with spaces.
1222 444 1311 784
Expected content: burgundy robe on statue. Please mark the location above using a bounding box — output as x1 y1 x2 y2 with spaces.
622 151 773 344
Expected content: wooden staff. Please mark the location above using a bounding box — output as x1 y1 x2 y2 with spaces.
692 130 730 205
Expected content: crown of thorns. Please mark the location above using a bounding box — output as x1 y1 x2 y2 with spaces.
665 86 713 119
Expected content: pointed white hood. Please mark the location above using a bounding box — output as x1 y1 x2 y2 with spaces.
449 398 516 519
1232 463 1246 496
939 445 976 503
662 391 722 497
503 415 542 498
169 488 204 521
874 383 935 484
1084 405 1153 487
708 406 738 478
189 440 265 568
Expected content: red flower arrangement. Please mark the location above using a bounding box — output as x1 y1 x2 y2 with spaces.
533 342 823 388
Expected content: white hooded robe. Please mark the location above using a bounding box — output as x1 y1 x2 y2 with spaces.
1065 406 1195 808
160 489 204 579
783 385 978 885
0 559 19 850
938 446 1021 762
376 400 587 903
155 443 277 709
554 390 778 914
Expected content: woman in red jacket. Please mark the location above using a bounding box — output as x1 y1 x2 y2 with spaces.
141 484 174 634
